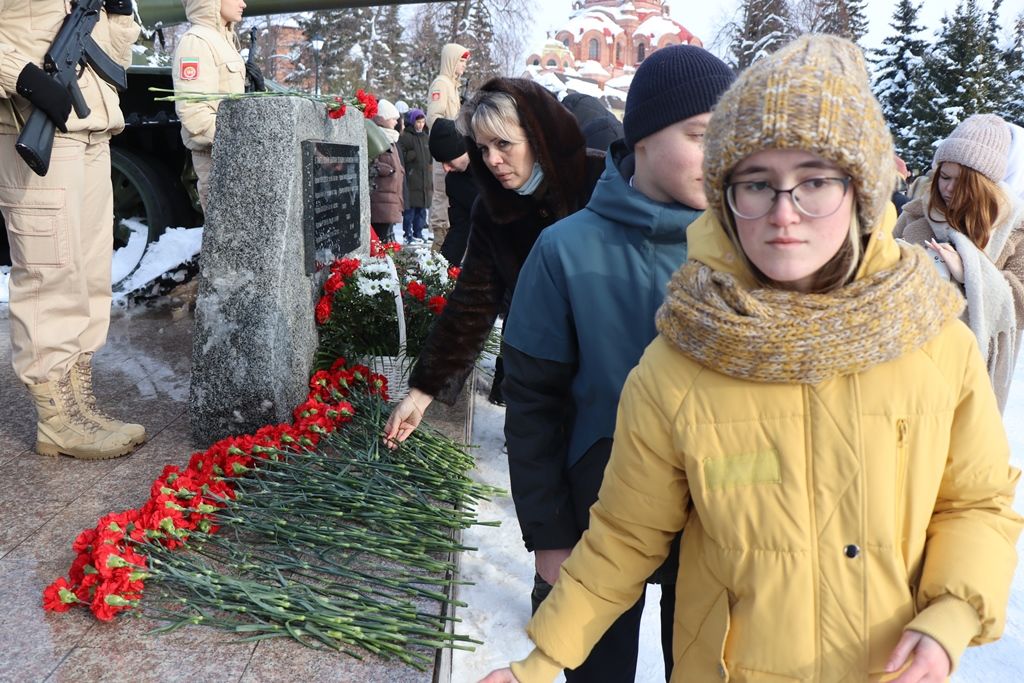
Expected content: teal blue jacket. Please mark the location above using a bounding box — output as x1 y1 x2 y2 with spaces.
505 142 701 470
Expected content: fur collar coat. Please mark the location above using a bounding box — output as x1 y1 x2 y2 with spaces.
409 78 606 404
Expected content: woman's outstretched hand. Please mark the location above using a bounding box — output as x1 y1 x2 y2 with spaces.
478 668 519 683
383 388 433 449
885 630 951 682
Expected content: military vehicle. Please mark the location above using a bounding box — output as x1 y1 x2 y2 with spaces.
1 0 435 277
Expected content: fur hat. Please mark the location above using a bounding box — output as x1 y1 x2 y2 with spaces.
623 45 735 149
429 118 465 162
934 114 1012 183
703 34 895 231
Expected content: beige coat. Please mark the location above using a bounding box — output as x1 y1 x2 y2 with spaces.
0 1 139 140
425 43 467 130
172 0 245 151
513 210 1022 682
895 190 1024 409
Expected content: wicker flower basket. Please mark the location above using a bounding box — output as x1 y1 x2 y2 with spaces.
360 256 412 402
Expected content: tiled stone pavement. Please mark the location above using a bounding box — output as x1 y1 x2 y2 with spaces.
0 302 471 682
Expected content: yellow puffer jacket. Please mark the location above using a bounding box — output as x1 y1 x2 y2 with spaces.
513 208 1022 683
0 1 139 140
172 0 244 151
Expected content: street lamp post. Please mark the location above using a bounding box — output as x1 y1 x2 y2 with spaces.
311 35 325 95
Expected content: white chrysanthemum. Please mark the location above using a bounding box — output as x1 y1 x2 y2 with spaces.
414 250 450 285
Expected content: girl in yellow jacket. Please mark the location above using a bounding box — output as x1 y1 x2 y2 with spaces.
481 35 1022 683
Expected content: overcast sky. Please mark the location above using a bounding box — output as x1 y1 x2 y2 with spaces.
527 0 1024 60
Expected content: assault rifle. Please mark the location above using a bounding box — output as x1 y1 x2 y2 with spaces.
15 0 128 176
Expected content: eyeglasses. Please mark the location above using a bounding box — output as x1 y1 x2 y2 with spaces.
726 177 852 220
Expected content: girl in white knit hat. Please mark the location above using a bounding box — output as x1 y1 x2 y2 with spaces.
895 113 1024 410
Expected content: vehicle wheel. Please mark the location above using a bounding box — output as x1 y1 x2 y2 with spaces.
110 147 178 247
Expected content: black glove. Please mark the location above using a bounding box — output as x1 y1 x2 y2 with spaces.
103 0 134 16
245 61 266 93
16 63 71 133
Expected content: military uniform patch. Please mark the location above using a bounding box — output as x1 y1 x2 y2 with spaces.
179 59 200 81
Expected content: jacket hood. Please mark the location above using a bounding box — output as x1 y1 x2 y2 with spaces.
183 0 233 30
686 201 902 289
465 77 591 223
586 140 698 242
439 43 469 80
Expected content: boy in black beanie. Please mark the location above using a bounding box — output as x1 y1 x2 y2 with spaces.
428 118 477 267
498 45 735 683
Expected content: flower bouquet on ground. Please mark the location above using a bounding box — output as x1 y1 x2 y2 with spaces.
43 360 501 670
314 242 460 400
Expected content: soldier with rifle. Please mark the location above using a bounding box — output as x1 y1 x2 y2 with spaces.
0 0 144 461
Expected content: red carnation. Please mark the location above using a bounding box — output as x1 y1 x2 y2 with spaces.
328 97 346 119
447 266 461 280
315 295 333 324
406 281 427 302
356 89 378 119
323 273 343 295
428 295 447 315
43 578 77 613
331 257 361 279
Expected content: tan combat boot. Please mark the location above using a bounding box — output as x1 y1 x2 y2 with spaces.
27 375 136 460
70 353 147 446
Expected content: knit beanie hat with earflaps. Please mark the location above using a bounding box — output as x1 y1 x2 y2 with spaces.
702 34 895 232
933 114 1012 183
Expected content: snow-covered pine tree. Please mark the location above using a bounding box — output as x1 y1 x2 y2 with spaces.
459 1 501 90
928 0 1002 129
297 9 372 96
813 0 869 44
1000 12 1024 126
729 0 794 71
871 0 932 171
404 5 444 107
366 5 406 100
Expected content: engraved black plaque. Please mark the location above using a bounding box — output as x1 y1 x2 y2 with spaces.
302 141 361 274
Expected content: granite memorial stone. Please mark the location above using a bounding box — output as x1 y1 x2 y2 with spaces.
189 96 370 444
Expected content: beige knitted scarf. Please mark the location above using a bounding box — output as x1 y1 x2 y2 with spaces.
656 246 965 384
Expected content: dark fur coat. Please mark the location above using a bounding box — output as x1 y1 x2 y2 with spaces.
409 78 605 404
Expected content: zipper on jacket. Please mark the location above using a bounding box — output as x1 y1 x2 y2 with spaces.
803 385 822 681
895 419 909 565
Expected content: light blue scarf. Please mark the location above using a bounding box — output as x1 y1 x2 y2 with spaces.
514 163 545 196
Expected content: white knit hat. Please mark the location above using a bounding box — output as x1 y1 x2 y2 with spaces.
375 98 400 122
933 114 1012 183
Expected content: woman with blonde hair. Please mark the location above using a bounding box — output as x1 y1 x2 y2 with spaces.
895 114 1024 409
481 35 1021 683
383 78 605 443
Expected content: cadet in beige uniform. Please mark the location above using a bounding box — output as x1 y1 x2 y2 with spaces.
172 0 250 212
0 0 143 460
425 43 469 253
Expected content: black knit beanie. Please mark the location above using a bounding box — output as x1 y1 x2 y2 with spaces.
623 45 735 149
429 118 466 163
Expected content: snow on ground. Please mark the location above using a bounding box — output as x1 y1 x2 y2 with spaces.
0 222 202 305
113 225 202 301
453 361 1024 682
452 361 663 683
